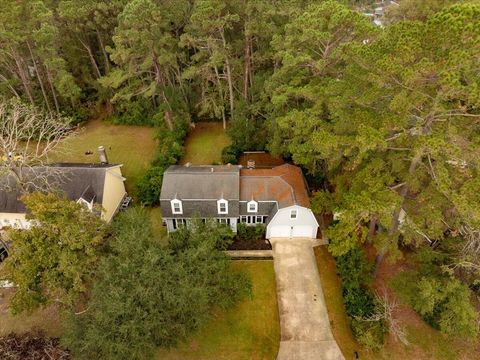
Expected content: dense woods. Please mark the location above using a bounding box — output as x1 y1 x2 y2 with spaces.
1 0 479 352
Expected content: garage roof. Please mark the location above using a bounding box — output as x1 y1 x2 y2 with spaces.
240 164 310 208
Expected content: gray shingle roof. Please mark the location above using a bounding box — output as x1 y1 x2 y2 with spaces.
0 164 118 213
160 165 240 201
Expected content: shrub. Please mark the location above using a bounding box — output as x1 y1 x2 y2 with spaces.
334 246 386 348
351 318 386 350
236 223 265 242
221 144 242 164
335 247 374 318
136 114 189 205
391 271 478 338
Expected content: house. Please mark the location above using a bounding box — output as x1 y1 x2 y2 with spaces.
0 147 127 229
160 163 319 239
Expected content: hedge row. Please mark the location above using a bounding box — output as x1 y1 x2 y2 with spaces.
136 114 189 206
334 247 386 349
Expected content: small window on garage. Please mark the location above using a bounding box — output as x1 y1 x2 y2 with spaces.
290 209 297 219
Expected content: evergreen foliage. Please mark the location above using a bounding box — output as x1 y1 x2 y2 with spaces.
62 209 251 360
335 247 386 348
1 193 109 313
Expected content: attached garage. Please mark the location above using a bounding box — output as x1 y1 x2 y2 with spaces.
269 225 291 238
266 205 319 239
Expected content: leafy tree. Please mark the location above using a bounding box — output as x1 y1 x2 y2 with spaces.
63 209 251 360
267 0 377 170
392 269 478 338
0 0 80 112
181 0 240 128
1 193 109 313
271 4 480 269
384 0 467 23
100 0 190 127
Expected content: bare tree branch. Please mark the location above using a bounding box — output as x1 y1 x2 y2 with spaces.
0 99 76 193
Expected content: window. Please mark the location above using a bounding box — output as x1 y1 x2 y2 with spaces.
290 209 297 219
217 218 230 225
217 199 228 214
256 216 262 223
240 216 247 223
247 200 257 213
171 199 183 214
172 218 187 230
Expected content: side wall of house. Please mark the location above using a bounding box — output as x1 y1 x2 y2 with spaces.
164 217 238 233
102 167 127 223
0 212 30 229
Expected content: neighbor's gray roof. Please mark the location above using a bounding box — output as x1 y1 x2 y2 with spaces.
160 165 241 200
0 163 119 213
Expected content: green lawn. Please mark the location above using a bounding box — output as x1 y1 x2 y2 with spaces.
180 122 231 165
53 119 158 196
155 261 280 360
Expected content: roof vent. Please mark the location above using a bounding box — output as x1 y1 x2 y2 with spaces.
247 160 255 169
98 146 108 164
185 162 191 167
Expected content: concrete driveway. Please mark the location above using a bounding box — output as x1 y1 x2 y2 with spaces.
270 237 344 360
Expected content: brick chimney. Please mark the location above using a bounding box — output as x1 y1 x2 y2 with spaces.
98 146 109 164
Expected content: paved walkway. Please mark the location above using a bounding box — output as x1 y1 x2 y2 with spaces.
225 250 273 258
270 238 344 360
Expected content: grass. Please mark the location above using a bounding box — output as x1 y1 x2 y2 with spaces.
314 246 480 360
314 246 364 360
155 261 280 360
180 122 231 165
53 119 158 196
0 289 61 337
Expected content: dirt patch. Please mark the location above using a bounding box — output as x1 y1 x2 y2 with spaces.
228 238 272 250
0 331 69 360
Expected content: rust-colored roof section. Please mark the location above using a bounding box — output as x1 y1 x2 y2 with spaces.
238 152 285 168
240 164 310 208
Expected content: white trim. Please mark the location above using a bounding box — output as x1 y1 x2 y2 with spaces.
217 199 228 214
160 198 239 201
171 199 183 214
247 200 258 213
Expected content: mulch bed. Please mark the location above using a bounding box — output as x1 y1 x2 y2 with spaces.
0 332 70 360
228 238 272 250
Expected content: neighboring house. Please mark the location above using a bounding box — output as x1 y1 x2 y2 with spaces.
0 151 127 229
160 163 319 239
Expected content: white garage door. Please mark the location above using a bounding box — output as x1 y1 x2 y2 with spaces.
269 225 315 238
269 225 291 238
291 225 314 238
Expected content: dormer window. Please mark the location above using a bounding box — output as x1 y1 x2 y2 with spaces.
217 199 228 214
247 200 257 213
171 199 183 214
290 209 297 219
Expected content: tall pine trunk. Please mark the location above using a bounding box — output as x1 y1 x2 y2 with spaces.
221 30 234 124
27 41 52 113
78 37 102 79
374 152 423 273
243 34 252 101
45 64 60 113
11 47 34 105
